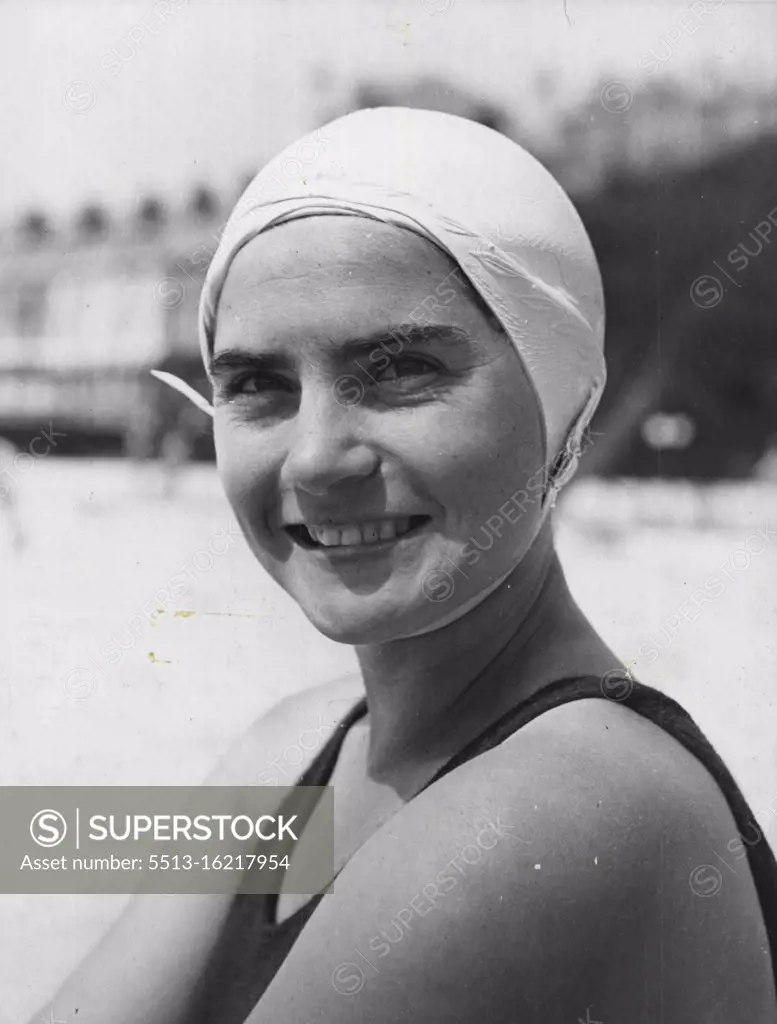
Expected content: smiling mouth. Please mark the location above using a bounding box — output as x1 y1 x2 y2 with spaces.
285 516 431 550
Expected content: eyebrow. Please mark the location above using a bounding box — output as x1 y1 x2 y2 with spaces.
209 324 472 377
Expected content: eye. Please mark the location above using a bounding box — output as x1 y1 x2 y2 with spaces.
218 373 293 399
232 375 270 395
374 355 440 384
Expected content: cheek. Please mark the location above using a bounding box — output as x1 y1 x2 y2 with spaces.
213 417 270 518
409 392 545 530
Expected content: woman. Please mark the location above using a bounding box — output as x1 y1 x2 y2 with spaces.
36 108 776 1022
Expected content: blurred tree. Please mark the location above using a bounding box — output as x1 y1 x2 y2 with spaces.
17 210 53 246
574 119 777 479
75 204 110 242
136 195 167 236
188 185 221 225
350 75 512 136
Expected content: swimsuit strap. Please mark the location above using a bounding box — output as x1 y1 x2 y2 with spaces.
294 696 368 788
262 696 368 921
421 673 777 990
183 695 369 1024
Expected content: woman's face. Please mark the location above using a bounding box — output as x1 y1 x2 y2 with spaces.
212 216 546 643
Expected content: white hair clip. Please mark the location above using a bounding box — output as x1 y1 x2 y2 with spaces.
150 370 214 418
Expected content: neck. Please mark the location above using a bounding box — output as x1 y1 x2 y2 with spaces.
354 522 599 782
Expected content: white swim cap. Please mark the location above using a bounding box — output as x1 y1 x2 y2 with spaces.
198 106 606 496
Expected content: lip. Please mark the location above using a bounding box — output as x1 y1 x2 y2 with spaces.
284 515 431 554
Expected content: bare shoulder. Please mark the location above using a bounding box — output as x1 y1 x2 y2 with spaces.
451 695 769 918
205 672 364 787
421 695 776 1014
251 693 776 1022
480 694 753 849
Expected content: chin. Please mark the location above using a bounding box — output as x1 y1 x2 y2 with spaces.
297 594 443 646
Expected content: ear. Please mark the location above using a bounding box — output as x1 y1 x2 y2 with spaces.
544 384 602 508
150 370 214 418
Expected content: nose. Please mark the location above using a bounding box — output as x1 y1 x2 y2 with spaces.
280 383 380 496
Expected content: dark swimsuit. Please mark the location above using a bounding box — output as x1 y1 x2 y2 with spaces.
184 675 777 1022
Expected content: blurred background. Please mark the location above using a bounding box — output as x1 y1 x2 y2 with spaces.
1 1 776 1019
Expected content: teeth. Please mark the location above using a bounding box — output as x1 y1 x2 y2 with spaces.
362 523 380 543
304 518 420 548
316 527 342 547
339 526 362 547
